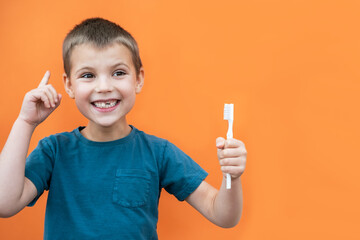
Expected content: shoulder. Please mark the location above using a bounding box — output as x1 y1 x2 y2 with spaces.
134 128 191 159
131 127 179 163
132 126 169 147
37 127 82 149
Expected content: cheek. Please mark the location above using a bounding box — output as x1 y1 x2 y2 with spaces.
73 87 92 107
122 81 137 94
119 83 137 106
73 84 91 98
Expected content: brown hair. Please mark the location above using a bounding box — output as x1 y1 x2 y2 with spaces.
63 17 142 76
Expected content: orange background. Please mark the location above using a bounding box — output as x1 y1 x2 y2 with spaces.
1 0 360 239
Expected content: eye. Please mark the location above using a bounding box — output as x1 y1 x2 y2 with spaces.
81 73 94 78
113 70 126 77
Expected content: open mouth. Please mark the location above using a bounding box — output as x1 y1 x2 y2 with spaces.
91 100 120 109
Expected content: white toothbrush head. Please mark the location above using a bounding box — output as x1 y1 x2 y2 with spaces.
224 103 234 121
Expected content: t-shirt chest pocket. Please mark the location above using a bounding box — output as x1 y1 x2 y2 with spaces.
113 169 151 208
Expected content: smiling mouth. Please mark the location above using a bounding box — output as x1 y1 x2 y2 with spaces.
92 100 120 109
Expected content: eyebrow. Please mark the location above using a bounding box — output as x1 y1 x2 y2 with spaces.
74 62 130 75
112 62 130 69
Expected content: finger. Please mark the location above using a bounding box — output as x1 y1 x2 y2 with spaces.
224 138 245 149
219 157 246 167
33 89 51 108
57 93 62 104
218 147 246 159
46 93 62 111
44 85 57 107
53 93 62 108
40 87 55 108
29 88 52 108
216 137 226 149
47 84 59 104
38 70 50 87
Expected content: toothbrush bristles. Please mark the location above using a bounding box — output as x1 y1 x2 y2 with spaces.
224 104 234 120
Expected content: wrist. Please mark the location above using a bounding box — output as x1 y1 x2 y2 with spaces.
222 173 242 180
15 117 38 132
223 174 242 184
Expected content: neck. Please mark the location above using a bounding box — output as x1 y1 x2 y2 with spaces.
81 121 132 142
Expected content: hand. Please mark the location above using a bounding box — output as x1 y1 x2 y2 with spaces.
18 71 62 126
216 137 247 179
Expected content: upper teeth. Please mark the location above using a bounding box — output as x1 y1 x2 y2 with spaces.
94 101 117 108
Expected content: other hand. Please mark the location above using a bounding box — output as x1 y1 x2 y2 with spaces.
216 137 247 179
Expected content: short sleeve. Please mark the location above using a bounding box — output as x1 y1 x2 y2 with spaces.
160 141 208 201
25 138 55 206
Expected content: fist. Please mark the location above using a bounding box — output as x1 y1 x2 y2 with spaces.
216 137 247 179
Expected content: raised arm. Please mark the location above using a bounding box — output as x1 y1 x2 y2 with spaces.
185 137 247 228
0 71 61 217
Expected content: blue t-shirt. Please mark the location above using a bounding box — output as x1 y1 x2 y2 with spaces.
25 126 208 240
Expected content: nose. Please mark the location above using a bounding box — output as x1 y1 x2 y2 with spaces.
94 76 114 93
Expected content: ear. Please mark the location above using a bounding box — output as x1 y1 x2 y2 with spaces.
135 67 145 94
63 73 75 99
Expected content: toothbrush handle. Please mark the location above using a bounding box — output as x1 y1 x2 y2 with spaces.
226 119 233 189
226 173 231 189
227 119 233 139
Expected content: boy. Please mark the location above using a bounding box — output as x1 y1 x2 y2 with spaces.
0 18 247 239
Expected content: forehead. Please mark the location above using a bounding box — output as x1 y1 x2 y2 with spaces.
70 43 134 72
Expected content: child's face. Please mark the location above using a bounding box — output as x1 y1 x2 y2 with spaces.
63 43 144 129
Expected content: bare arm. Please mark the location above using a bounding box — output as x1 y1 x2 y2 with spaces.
186 138 246 228
0 71 61 217
0 119 38 217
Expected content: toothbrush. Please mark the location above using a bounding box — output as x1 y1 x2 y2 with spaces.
224 103 234 189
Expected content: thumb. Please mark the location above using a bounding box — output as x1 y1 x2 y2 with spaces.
216 137 226 149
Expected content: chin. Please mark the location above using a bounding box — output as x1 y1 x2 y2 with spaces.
93 117 126 128
94 121 120 128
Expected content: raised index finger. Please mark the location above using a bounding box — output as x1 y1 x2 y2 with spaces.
38 70 50 87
